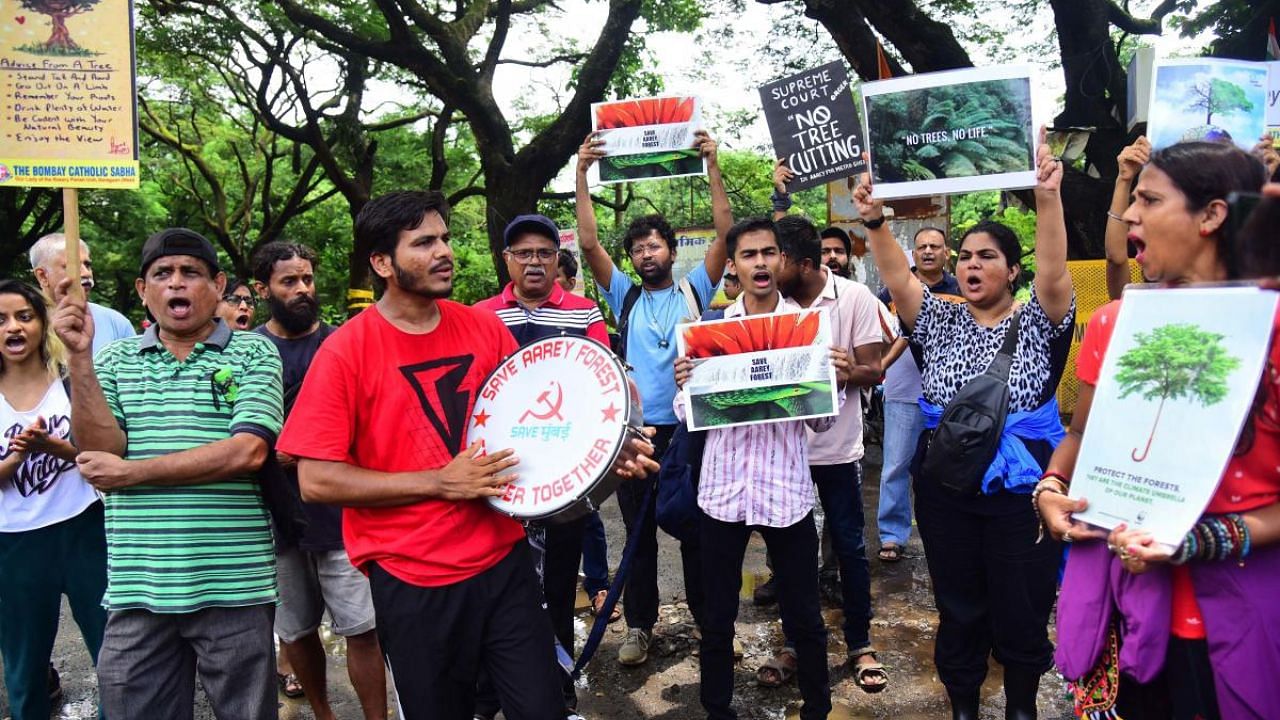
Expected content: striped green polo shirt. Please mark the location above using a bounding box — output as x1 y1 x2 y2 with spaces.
95 319 283 612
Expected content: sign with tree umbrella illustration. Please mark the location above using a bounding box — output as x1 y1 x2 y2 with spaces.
1147 58 1268 151
1069 287 1278 547
1116 324 1240 462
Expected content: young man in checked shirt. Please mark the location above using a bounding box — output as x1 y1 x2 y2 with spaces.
674 217 853 720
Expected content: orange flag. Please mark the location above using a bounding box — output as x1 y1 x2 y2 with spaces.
876 41 893 80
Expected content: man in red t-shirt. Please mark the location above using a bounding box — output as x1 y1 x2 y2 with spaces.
277 191 660 719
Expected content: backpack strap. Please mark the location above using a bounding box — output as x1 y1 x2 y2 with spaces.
678 277 704 320
615 283 644 361
986 307 1024 381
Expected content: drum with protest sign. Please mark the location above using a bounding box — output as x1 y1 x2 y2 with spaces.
468 335 642 524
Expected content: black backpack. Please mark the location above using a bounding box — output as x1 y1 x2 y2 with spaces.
919 308 1022 496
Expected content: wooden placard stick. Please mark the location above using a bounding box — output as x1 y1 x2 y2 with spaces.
62 188 83 301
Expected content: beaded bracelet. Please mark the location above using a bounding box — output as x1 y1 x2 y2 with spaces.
1170 514 1253 565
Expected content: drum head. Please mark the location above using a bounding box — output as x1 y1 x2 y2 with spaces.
469 335 633 522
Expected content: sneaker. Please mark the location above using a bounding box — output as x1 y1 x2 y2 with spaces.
617 628 651 666
752 577 778 606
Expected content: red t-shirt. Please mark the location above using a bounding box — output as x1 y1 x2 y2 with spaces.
1076 299 1280 638
277 301 525 587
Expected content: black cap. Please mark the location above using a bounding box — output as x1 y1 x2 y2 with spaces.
140 228 220 275
503 214 560 247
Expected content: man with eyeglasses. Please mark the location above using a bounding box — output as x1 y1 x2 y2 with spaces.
575 129 730 667
473 214 609 720
217 279 256 330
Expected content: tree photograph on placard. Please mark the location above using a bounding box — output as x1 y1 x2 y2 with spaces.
865 77 1033 184
1115 323 1240 462
1148 61 1267 150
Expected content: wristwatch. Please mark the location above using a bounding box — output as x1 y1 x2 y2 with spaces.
863 216 886 230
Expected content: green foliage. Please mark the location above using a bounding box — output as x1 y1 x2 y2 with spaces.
1189 77 1254 125
949 191 1037 278
866 79 1033 183
1116 324 1240 407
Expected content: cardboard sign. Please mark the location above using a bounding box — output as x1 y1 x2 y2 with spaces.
1147 58 1267 152
590 95 705 185
759 61 866 192
0 0 139 188
861 65 1037 200
678 308 838 431
1071 286 1278 547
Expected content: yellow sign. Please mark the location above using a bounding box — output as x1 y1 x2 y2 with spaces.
1056 259 1143 416
0 0 139 189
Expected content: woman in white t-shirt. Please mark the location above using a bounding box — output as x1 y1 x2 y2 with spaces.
0 279 107 719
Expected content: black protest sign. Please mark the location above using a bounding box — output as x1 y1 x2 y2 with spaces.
759 62 866 192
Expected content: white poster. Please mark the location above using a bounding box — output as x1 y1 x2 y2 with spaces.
1071 286 1278 547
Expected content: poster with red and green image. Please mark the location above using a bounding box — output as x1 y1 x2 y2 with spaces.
677 308 838 431
590 95 705 184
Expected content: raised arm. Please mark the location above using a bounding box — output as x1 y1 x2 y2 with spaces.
1106 137 1148 299
852 155 923 329
771 159 795 221
576 132 620 291
51 282 126 456
1032 130 1073 325
701 131 731 279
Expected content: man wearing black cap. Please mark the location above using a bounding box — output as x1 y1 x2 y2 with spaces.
52 228 284 719
472 214 610 719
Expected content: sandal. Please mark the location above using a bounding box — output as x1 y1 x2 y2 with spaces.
277 672 305 699
590 590 622 623
878 543 903 563
756 647 797 688
849 647 888 694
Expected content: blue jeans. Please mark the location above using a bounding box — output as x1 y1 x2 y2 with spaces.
784 462 872 652
877 400 924 547
581 510 610 596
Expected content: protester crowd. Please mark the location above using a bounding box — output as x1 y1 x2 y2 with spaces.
0 127 1277 720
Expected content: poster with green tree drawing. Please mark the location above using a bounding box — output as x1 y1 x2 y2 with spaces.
1070 287 1278 547
1147 58 1267 151
860 65 1037 200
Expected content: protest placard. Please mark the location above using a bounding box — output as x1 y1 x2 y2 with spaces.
861 65 1037 200
1070 286 1278 548
0 0 139 189
590 95 705 185
759 61 866 192
1267 61 1280 147
678 308 838 431
1147 58 1267 151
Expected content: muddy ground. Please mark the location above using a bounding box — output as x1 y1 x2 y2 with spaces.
3 445 1074 719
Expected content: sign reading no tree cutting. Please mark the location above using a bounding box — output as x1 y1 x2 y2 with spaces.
759 61 866 193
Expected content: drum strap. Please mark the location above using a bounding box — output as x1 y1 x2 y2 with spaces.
571 476 657 679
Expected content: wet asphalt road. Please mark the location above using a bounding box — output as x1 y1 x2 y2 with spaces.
4 444 1074 719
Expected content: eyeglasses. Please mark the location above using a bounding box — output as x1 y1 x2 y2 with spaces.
506 248 558 263
222 294 256 306
629 242 667 258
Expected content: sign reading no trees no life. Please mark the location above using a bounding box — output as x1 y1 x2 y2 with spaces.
759 61 866 192
861 65 1037 200
0 0 139 189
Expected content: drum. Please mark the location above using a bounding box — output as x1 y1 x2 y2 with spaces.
468 334 643 524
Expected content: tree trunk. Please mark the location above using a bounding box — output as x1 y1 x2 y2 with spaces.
1131 394 1166 462
45 12 79 51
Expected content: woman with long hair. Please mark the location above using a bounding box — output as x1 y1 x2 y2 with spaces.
852 134 1075 719
1037 141 1275 719
0 279 107 720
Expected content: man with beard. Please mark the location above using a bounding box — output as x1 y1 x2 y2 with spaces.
874 227 961 563
251 242 386 720
819 227 853 279
576 130 730 667
754 215 888 694
276 191 659 718
472 215 608 719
